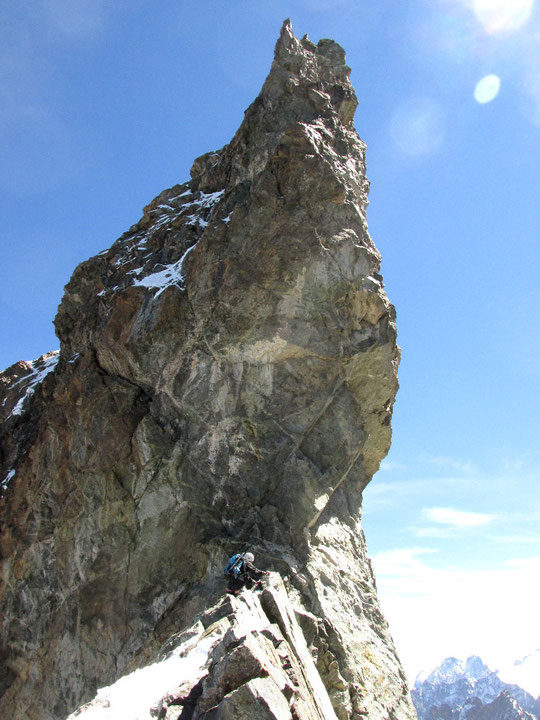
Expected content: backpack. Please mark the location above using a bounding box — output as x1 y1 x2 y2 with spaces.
224 553 245 579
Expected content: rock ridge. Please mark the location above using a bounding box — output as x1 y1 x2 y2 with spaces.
0 20 412 720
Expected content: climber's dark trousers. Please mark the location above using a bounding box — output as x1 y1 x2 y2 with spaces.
226 565 265 594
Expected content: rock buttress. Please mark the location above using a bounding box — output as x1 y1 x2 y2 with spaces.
71 576 341 720
0 20 414 720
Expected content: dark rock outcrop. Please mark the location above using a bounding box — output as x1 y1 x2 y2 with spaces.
0 21 411 720
425 693 539 720
470 692 538 720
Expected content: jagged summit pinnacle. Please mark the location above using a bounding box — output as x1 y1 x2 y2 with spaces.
270 19 356 120
276 18 349 72
188 20 359 196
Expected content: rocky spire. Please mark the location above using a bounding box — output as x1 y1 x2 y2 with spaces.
0 21 412 720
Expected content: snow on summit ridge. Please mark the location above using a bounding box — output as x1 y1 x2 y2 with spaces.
412 652 540 720
415 656 491 686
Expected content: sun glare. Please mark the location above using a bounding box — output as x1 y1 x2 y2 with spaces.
472 0 534 34
474 74 501 103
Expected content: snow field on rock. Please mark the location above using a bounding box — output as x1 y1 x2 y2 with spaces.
132 241 199 296
66 635 216 720
7 351 59 418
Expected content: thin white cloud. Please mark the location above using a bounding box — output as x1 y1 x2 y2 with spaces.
491 534 539 545
302 0 352 10
422 506 496 527
499 453 534 473
375 547 438 571
39 0 107 39
0 1 116 128
363 475 470 509
422 455 476 475
0 1 125 192
379 460 407 472
410 525 457 539
521 68 540 127
505 557 540 571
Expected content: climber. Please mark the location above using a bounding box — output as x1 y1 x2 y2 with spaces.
224 551 269 595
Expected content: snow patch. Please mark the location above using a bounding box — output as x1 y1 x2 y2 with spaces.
180 190 225 215
66 634 215 720
132 242 199 297
196 189 224 205
111 189 224 275
1 469 15 493
167 189 192 202
185 215 208 229
8 352 60 418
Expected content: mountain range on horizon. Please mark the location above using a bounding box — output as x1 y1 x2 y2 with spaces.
412 651 540 720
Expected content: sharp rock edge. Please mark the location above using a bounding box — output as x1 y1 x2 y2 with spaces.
0 20 413 720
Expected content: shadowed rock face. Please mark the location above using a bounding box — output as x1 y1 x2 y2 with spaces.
0 20 413 720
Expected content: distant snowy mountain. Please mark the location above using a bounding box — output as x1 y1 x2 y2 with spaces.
412 655 540 720
474 692 538 720
416 656 495 688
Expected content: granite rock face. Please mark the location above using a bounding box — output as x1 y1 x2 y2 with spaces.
0 21 412 720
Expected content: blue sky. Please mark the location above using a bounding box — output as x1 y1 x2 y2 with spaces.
1 0 539 682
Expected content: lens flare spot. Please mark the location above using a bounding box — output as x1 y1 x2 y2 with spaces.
474 74 501 103
473 0 534 34
390 98 445 157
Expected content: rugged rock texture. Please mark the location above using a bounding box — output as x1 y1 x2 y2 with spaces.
412 657 540 720
69 575 342 720
0 20 412 720
468 693 539 720
422 693 539 720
